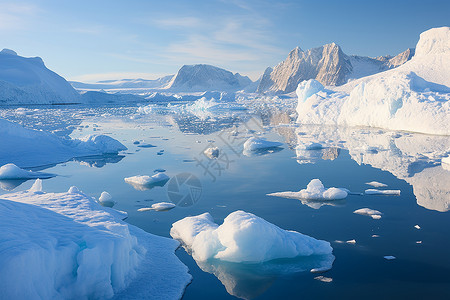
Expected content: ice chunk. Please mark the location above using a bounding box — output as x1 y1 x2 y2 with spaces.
414 225 421 230
296 79 324 102
384 256 396 260
98 191 115 207
354 208 383 219
0 188 191 299
204 147 220 159
268 179 348 201
243 137 283 152
314 276 333 283
124 173 170 191
365 181 388 187
0 163 55 180
68 186 79 193
346 239 356 244
137 202 176 212
170 211 333 263
365 189 401 195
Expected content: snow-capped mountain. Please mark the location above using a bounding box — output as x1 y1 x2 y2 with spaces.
70 75 174 90
166 64 253 92
0 49 81 105
257 44 414 94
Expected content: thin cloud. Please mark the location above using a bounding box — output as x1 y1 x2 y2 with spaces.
153 17 202 28
0 2 40 31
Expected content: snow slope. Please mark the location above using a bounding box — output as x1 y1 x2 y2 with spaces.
296 27 450 135
166 64 253 92
0 49 80 105
0 184 190 299
0 118 127 167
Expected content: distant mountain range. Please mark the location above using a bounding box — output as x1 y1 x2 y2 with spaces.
256 44 414 94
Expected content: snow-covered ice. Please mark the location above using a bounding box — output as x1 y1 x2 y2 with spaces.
296 27 450 135
137 202 176 212
98 191 116 207
204 147 220 159
365 181 388 187
0 118 127 168
414 225 421 230
124 173 170 191
0 163 55 179
170 211 333 263
365 189 401 195
268 179 348 201
354 208 383 219
243 137 283 152
0 182 190 299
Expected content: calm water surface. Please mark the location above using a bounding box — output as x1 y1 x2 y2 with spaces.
1 105 449 299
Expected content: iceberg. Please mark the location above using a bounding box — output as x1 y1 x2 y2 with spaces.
243 137 283 152
124 173 170 191
365 189 401 195
0 118 127 168
0 183 190 299
268 179 348 201
353 208 383 219
296 27 450 135
137 202 176 212
98 191 116 207
170 211 333 263
0 163 55 180
365 181 388 187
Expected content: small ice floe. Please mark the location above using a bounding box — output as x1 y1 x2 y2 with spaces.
297 142 323 150
243 137 283 152
416 241 422 244
137 202 176 212
268 179 348 201
0 163 55 180
124 173 170 191
137 143 156 148
170 211 333 263
346 239 356 244
365 189 400 195
414 225 421 229
204 147 219 159
372 234 380 238
314 276 333 283
98 191 116 207
29 179 43 194
154 168 166 173
365 181 388 188
354 208 383 219
310 266 332 273
384 256 396 260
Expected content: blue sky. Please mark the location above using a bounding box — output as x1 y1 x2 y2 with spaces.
1 0 449 81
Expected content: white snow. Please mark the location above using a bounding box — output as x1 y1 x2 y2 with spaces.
268 179 348 201
0 163 55 179
137 202 176 212
243 137 283 152
296 27 450 135
0 183 190 299
0 49 81 105
170 211 333 263
124 173 170 191
365 181 388 187
365 189 401 195
0 118 127 168
442 156 450 165
353 208 383 219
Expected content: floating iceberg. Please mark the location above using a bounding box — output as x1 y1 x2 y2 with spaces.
353 208 383 219
98 191 116 207
243 137 283 152
0 163 55 180
170 211 333 263
0 183 190 299
365 181 388 187
365 189 401 195
124 173 170 191
137 202 176 212
268 179 348 201
0 118 127 168
296 27 450 135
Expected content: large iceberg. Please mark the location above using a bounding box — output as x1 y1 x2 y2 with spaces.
0 183 190 299
170 211 333 263
296 27 450 135
0 118 127 168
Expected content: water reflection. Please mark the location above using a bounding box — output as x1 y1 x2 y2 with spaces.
72 154 125 168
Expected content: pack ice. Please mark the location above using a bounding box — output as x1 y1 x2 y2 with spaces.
0 182 190 299
296 27 450 135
